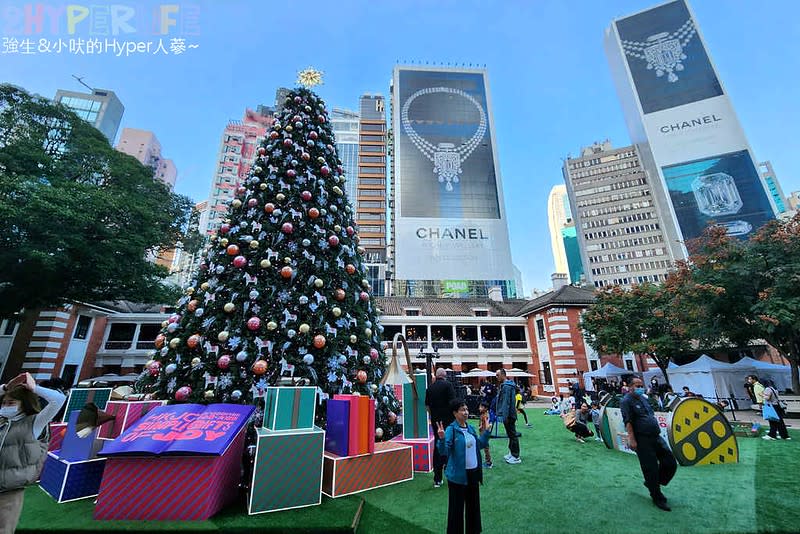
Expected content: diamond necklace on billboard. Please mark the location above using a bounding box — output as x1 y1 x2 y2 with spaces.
621 18 697 83
400 87 487 191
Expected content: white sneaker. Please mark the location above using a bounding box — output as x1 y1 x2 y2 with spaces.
503 453 513 461
762 435 776 440
505 456 522 464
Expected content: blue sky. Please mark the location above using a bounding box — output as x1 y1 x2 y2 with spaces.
2 0 798 294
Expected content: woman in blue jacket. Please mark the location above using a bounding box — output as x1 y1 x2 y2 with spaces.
436 398 491 534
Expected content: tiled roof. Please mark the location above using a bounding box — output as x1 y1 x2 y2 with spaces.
515 285 596 316
94 300 167 314
375 297 529 317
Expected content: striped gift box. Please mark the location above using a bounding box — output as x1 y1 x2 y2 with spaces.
61 388 112 423
93 429 246 520
391 433 434 472
48 422 68 452
263 386 317 431
402 374 429 440
322 441 413 498
248 427 324 514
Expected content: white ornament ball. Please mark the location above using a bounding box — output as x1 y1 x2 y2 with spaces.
165 363 177 374
287 329 296 338
231 390 242 401
299 324 310 334
365 328 372 337
350 335 357 343
299 296 309 305
362 355 371 364
375 427 384 439
249 290 260 300
236 351 248 362
314 278 324 288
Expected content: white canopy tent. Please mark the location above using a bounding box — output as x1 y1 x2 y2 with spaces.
643 362 680 384
667 355 752 403
731 357 792 391
583 363 632 391
460 369 496 378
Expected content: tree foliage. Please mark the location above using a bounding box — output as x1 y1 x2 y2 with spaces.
0 84 193 317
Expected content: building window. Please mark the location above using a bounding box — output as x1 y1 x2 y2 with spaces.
404 309 420 316
541 362 553 385
473 309 489 317
625 360 634 371
536 319 546 341
590 360 599 371
61 364 78 387
1 318 19 336
73 315 92 340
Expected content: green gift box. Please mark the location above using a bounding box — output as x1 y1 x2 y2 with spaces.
402 374 429 440
263 386 317 431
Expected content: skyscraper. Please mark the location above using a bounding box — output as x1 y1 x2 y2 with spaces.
116 128 177 189
389 66 516 298
563 141 676 288
758 161 787 215
55 88 124 144
202 106 274 235
330 108 360 202
605 0 775 252
547 185 571 275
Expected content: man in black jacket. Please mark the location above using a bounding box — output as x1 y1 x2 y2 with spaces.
426 367 456 487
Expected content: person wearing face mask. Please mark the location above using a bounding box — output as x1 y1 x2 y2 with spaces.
620 377 677 512
1 372 66 533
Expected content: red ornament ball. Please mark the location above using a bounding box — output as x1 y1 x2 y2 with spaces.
346 226 355 236
345 264 356 275
359 291 369 302
236 186 247 196
219 223 231 234
318 114 326 123
217 355 231 369
337 165 344 174
309 131 319 140
247 198 258 208
283 139 293 148
233 255 247 268
149 361 160 376
175 386 192 401
280 266 293 279
328 235 340 247
301 190 312 201
356 370 368 384
187 334 201 349
286 169 297 179
301 152 311 161
308 207 320 219
334 289 346 301
226 244 240 256
313 335 326 349
247 317 261 331
320 166 330 176
187 299 199 312
252 360 268 375
155 334 166 348
269 131 279 140
293 115 302 122
258 146 266 155
281 222 294 234
264 203 275 214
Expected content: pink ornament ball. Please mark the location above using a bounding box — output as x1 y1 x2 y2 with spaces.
148 361 161 376
219 223 230 234
309 131 319 140
294 96 302 103
247 317 261 331
175 386 192 401
236 186 247 197
247 198 258 208
283 139 293 147
233 255 247 268
168 314 181 324
258 146 266 155
359 291 369 302
320 166 330 176
346 226 355 236
282 222 294 234
269 131 279 140
286 169 297 179
370 348 379 361
357 370 367 384
301 190 312 201
217 355 231 369
328 235 340 247
318 114 326 123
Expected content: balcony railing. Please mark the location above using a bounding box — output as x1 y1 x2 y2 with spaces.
481 341 503 349
136 341 156 350
456 341 479 349
506 341 529 349
432 341 454 350
104 341 133 350
405 341 428 350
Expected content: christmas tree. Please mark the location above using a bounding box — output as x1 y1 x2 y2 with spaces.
137 78 400 440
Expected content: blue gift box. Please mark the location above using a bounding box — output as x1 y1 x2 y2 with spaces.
39 451 107 503
324 399 350 457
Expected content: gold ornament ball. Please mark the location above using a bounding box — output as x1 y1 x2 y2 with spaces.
218 331 230 342
145 359 155 369
220 238 229 247
231 199 242 208
191 357 201 366
169 337 181 349
334 225 342 233
276 193 286 202
259 183 268 191
349 335 357 343
362 279 370 288
332 307 342 317
260 259 271 268
223 302 236 313
204 390 215 400
333 186 343 196
299 324 310 334
161 320 169 328
201 282 210 291
285 125 294 132
284 257 292 264
185 287 195 295
314 278 324 288
365 328 372 337
317 157 325 164
249 240 259 249
267 321 278 331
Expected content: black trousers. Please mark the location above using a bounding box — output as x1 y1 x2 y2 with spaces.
447 468 481 534
571 422 593 438
768 405 789 439
433 433 446 483
516 407 529 424
503 419 520 458
634 434 677 500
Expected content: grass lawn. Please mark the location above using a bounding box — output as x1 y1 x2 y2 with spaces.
18 410 799 533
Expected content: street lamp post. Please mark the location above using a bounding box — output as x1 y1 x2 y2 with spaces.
417 346 440 386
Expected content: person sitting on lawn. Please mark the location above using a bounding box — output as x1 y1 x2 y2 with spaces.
570 402 595 443
544 396 561 415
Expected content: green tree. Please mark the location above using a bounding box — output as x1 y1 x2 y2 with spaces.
582 283 692 385
0 84 193 318
136 86 400 440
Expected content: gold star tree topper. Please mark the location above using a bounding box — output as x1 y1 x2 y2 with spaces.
297 67 324 88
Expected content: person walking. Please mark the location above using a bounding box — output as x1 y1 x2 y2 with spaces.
621 377 677 511
1 372 66 533
426 367 456 488
495 369 521 464
436 399 491 534
747 375 765 405
515 389 531 427
761 379 790 441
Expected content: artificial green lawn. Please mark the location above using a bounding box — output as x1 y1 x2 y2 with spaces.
18 410 799 533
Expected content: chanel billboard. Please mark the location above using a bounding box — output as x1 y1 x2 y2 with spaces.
392 67 514 281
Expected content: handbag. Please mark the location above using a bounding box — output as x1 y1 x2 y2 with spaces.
762 403 780 422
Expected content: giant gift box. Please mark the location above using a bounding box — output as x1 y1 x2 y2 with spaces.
39 411 107 502
94 403 253 521
249 426 325 514
391 432 434 472
98 400 166 439
333 394 375 456
402 374 429 440
324 398 350 457
47 422 68 452
322 441 413 498
263 386 316 431
61 388 112 423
